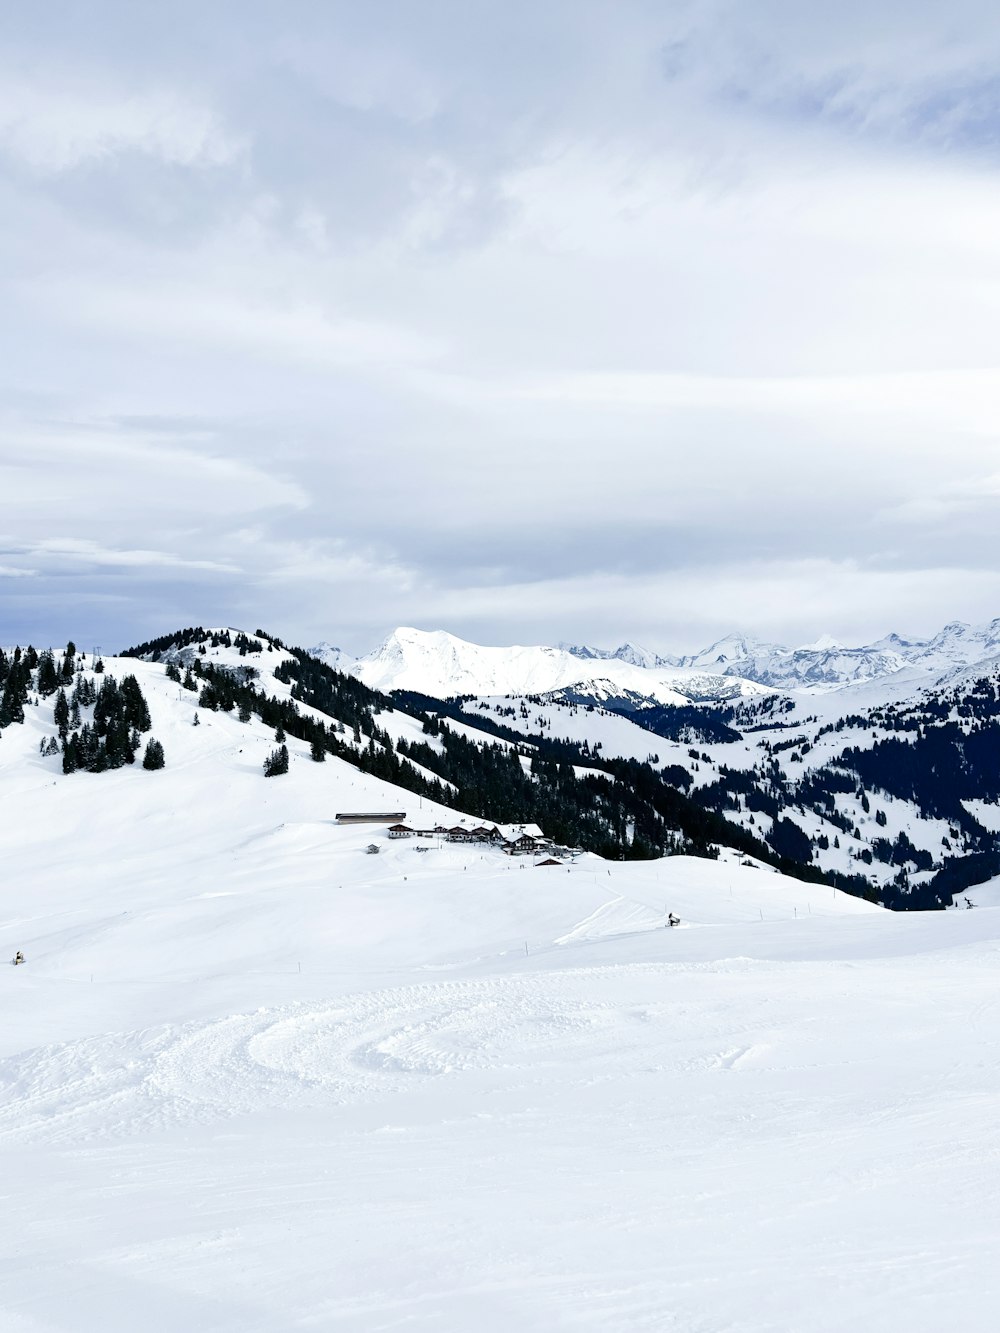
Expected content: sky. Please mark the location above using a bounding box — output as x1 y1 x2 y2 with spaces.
4 0 1000 656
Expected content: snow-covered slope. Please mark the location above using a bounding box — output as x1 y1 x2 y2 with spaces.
316 626 771 705
10 639 1000 1329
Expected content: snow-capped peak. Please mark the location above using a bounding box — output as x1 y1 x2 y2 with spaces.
798 634 844 652
339 627 768 705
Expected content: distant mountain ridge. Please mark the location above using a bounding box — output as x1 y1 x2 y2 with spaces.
560 618 1000 691
310 627 771 707
314 618 1000 702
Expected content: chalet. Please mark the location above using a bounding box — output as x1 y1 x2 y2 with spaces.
387 823 415 839
535 857 563 867
445 825 477 843
505 834 539 856
441 819 551 851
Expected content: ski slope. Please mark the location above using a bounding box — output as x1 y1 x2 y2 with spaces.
2 646 1000 1331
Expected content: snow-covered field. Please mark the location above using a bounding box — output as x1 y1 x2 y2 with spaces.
3 652 1000 1330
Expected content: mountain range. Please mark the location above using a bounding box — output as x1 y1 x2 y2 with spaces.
8 619 1000 918
313 617 1000 702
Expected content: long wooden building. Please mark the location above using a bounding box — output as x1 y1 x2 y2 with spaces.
335 812 407 825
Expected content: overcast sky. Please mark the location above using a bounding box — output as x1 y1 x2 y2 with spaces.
4 1 1000 655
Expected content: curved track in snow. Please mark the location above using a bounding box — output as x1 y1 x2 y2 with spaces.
0 963 764 1146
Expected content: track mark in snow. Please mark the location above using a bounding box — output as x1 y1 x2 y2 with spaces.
0 966 723 1144
712 1044 769 1070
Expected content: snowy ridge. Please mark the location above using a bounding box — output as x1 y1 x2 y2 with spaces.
314 616 1000 705
313 626 771 706
562 616 1000 692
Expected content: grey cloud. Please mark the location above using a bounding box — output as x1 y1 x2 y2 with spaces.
4 2 1000 653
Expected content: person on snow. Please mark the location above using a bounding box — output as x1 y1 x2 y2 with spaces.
667 913 680 928
13 951 24 965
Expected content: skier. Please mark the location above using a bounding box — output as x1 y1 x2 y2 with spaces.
12 950 24 965
667 913 680 928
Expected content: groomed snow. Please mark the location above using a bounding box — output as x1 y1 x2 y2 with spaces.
2 648 1000 1331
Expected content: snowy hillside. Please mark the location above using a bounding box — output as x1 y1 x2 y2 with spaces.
442 651 1000 909
9 634 1000 1328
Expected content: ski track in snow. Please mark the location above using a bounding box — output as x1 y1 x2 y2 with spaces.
0 963 797 1147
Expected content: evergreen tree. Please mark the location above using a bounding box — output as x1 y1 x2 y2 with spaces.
36 651 59 697
263 744 289 776
0 669 26 726
53 689 69 738
310 735 326 762
120 675 151 731
142 738 165 770
62 734 78 773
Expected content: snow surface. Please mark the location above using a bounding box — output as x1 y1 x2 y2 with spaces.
4 648 1000 1330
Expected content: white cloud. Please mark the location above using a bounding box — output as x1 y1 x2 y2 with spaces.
23 538 238 574
0 74 242 173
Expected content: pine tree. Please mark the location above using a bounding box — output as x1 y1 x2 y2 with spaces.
142 738 165 770
310 735 326 762
0 671 25 726
120 675 152 731
263 744 289 777
62 734 78 774
36 651 59 697
53 688 69 738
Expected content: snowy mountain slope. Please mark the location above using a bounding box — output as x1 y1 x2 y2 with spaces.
554 616 1000 692
440 650 1000 907
10 639 1000 1328
560 638 681 669
314 626 771 705
680 617 1000 688
313 615 1000 710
